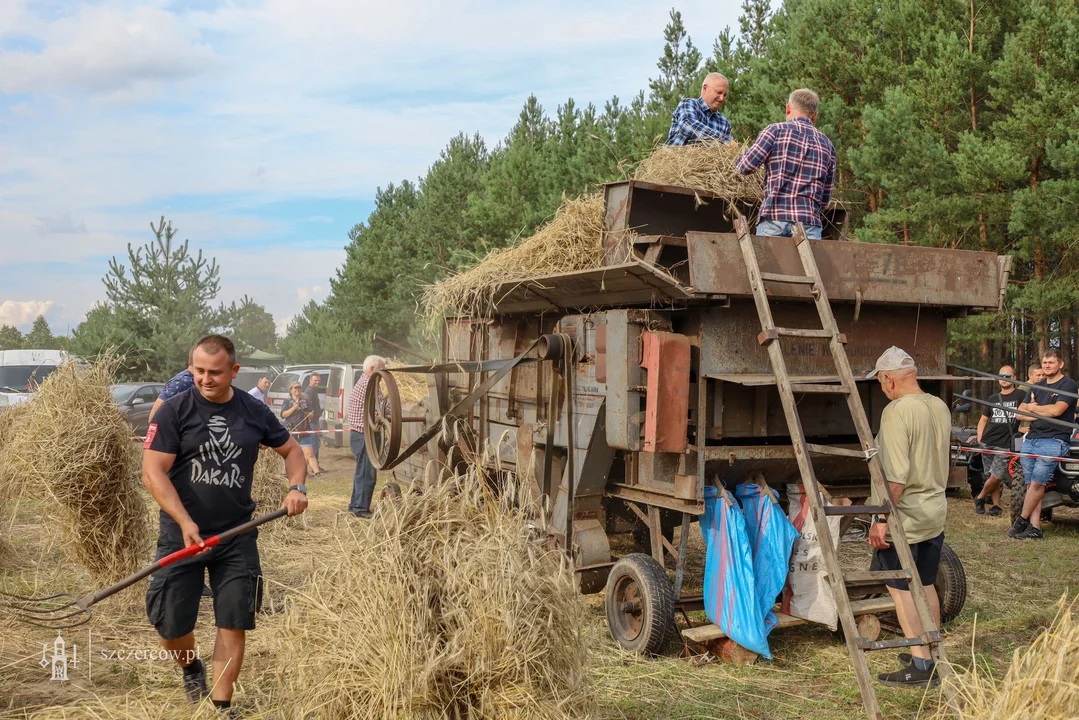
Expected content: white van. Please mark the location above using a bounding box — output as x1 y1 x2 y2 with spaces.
0 349 71 408
267 364 360 447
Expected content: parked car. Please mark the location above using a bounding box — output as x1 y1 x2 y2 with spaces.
0 349 70 408
110 383 165 436
268 364 366 447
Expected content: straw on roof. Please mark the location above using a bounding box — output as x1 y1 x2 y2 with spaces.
939 593 1079 719
271 443 593 719
1 357 150 583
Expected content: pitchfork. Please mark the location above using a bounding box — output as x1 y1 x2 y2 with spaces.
1 509 287 630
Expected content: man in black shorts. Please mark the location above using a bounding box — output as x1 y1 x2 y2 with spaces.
973 365 1024 516
142 335 308 716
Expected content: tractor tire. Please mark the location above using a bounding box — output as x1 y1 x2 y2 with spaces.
1006 463 1026 524
935 542 967 624
605 553 674 655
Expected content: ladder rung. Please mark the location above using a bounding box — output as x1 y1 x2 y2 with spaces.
777 327 834 338
857 632 943 652
759 272 816 285
823 504 890 516
791 383 850 394
843 570 911 585
805 443 875 459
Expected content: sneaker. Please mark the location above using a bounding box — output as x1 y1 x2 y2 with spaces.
878 660 939 688
987 505 1002 517
1007 516 1030 538
1015 525 1044 540
350 509 373 519
181 660 208 703
974 497 987 515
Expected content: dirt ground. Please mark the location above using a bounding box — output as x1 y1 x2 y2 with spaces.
1 443 1076 719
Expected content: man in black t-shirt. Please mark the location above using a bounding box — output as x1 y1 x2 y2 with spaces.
143 335 309 714
1009 349 1078 540
973 365 1024 516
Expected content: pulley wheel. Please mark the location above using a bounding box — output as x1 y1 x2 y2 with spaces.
364 369 402 470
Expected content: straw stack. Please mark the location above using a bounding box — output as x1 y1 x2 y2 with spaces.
1 358 150 583
272 447 593 719
633 139 764 201
940 594 1079 719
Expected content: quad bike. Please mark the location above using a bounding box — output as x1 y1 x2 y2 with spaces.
1003 445 1079 524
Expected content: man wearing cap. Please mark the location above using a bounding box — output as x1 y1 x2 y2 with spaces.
866 346 951 688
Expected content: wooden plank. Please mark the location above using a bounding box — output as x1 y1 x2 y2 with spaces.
681 597 897 643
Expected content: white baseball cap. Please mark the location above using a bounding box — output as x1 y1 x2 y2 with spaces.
866 346 916 379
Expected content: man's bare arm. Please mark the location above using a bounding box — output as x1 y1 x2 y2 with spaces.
273 438 309 516
1017 400 1071 418
147 398 166 424
142 449 203 547
976 414 989 443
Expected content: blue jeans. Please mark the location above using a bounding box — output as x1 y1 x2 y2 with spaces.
312 420 323 460
349 431 377 513
1019 437 1068 486
756 219 823 239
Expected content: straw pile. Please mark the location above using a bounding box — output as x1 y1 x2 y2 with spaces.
0 403 30 563
388 360 429 405
271 448 593 719
423 141 764 320
422 191 605 322
632 139 764 201
251 446 288 520
0 358 150 583
942 594 1079 719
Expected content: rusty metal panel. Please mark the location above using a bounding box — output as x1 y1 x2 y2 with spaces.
687 231 1002 309
640 331 691 453
700 302 948 378
605 310 643 451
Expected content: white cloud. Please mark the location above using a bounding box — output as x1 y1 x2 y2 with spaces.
0 300 54 328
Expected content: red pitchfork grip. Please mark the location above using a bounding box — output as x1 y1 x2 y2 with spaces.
80 508 289 609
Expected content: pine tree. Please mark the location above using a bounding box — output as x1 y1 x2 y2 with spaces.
646 9 703 141
24 315 55 349
0 325 23 351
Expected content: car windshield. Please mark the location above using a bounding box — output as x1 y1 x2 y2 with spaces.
110 386 137 404
269 372 299 394
0 365 59 393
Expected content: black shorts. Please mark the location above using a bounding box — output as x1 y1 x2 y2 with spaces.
869 532 944 591
145 529 263 640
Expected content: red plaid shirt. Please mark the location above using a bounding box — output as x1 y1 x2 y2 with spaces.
346 373 370 434
736 117 836 226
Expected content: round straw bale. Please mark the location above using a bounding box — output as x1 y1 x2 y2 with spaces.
272 461 593 719
2 358 149 583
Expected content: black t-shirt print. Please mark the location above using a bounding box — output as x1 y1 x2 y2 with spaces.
146 388 290 536
980 388 1024 448
1026 376 1079 442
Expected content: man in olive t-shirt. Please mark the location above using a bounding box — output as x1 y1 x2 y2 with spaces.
866 347 951 688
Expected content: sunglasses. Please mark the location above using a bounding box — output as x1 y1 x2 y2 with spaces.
1000 374 1013 379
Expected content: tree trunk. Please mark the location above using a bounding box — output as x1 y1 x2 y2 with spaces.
1034 243 1047 357
978 211 988 250
1062 316 1073 376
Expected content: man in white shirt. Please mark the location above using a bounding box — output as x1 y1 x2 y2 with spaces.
247 376 270 404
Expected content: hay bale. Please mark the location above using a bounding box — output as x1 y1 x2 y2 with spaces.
422 191 604 322
387 360 429 405
251 446 288 519
272 456 593 719
2 358 149 583
942 594 1079 718
632 139 764 201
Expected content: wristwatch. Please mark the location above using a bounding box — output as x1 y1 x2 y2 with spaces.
873 514 888 524
288 484 308 495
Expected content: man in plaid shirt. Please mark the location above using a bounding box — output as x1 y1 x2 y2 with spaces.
346 354 385 518
736 88 836 239
665 73 732 146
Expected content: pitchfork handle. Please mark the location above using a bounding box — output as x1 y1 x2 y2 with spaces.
80 509 288 609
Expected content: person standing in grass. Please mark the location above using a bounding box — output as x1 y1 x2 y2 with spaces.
1009 349 1077 541
346 355 385 518
281 381 321 476
142 335 308 717
866 346 951 688
973 365 1024 517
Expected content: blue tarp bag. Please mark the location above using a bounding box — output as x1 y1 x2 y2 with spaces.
700 485 773 658
737 483 801 635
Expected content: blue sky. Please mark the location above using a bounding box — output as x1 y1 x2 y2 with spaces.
0 0 744 336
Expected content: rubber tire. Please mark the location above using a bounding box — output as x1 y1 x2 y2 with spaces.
1006 462 1026 524
934 542 967 624
605 553 674 655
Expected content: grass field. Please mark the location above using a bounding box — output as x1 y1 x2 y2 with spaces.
1 444 1075 719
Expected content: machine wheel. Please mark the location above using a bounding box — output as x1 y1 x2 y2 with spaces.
605 553 674 655
935 542 967 624
1006 461 1026 524
364 369 402 470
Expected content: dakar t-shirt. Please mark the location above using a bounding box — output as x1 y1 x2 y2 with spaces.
1026 376 1079 442
146 388 290 536
980 388 1024 449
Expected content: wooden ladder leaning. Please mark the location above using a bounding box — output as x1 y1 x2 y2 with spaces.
732 213 958 720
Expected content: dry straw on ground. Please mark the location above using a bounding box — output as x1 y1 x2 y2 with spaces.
423 141 764 320
1 358 150 583
940 594 1079 719
271 446 593 719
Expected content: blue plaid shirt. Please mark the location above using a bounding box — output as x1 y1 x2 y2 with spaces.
736 117 837 226
665 97 732 146
158 369 194 401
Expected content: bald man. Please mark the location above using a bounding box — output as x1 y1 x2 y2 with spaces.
973 365 1024 516
665 72 732 146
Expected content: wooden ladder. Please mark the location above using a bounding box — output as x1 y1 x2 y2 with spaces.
732 214 957 720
